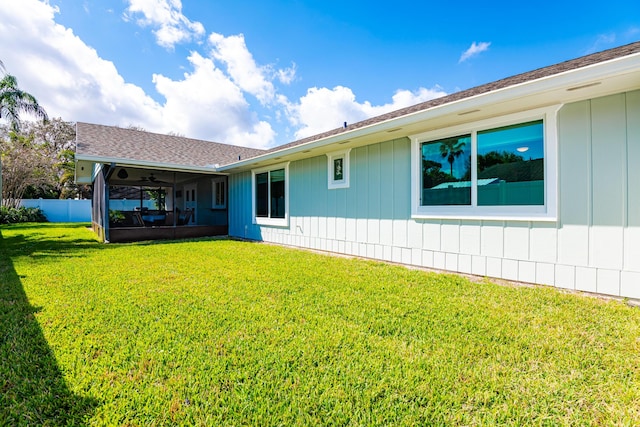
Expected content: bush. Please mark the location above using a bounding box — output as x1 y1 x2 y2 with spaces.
0 206 48 224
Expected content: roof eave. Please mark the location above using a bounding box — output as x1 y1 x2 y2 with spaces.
74 154 223 174
218 50 640 173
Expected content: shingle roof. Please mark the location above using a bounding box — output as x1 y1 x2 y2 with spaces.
76 122 265 168
266 41 640 154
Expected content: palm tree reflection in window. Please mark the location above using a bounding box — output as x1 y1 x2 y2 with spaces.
420 134 471 206
439 139 466 177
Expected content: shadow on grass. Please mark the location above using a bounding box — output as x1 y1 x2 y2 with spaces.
0 223 103 259
0 227 98 425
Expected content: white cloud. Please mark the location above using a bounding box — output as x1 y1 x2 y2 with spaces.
153 52 276 148
586 33 616 54
125 0 205 49
0 0 275 148
626 27 640 38
208 33 276 105
285 85 446 140
459 41 491 63
0 0 163 129
277 63 297 85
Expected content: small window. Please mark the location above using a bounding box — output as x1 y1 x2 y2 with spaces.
212 177 226 209
252 162 289 226
326 149 351 189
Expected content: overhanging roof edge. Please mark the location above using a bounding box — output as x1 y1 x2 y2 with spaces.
218 51 640 172
75 154 222 174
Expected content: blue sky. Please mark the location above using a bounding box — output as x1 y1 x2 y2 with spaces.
0 1 638 149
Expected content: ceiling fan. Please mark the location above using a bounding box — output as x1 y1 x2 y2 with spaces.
139 173 169 184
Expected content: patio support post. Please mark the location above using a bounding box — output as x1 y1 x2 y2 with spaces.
103 163 116 243
173 172 177 227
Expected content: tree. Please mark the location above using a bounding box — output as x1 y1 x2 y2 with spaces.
422 159 453 189
477 150 524 172
0 60 49 205
0 72 48 132
0 128 56 208
439 139 466 177
23 118 82 199
1 119 88 206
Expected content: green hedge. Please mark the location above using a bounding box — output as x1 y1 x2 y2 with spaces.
0 206 48 224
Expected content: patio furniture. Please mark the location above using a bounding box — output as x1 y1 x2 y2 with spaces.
141 210 167 226
177 209 193 226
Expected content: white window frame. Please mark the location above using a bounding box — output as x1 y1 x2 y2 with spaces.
251 162 290 227
211 176 226 209
410 105 560 221
326 148 351 189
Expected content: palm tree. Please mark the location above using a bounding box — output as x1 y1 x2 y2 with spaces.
0 63 48 132
439 139 466 177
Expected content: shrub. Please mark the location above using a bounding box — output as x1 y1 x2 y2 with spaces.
0 206 48 224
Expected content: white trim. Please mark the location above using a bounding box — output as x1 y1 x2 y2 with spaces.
211 176 227 209
218 53 640 173
410 105 561 221
251 162 290 227
74 154 224 174
326 148 351 189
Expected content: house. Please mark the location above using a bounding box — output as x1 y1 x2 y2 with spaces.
75 41 640 299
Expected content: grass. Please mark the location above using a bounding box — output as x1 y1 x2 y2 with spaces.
1 223 640 426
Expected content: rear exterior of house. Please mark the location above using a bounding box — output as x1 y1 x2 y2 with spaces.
226 91 640 299
76 42 640 299
220 43 640 300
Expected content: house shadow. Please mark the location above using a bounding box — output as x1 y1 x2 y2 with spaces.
0 229 98 425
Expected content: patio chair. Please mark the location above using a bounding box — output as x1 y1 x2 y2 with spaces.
177 209 193 226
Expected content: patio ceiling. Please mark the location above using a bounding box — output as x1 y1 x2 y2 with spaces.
108 166 216 187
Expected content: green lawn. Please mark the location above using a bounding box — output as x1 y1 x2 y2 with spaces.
1 223 639 426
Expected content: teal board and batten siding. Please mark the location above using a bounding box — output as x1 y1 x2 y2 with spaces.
228 90 640 299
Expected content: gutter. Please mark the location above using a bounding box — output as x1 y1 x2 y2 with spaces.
217 51 640 173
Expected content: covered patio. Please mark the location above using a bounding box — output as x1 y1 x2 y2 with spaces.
74 122 265 243
91 164 229 243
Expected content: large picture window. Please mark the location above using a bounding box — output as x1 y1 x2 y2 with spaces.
252 162 289 226
411 107 558 220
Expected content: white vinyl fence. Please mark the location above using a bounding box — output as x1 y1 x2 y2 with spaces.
18 199 158 223
20 199 91 222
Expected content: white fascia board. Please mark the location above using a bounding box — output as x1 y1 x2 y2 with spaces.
74 154 223 174
218 52 640 173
